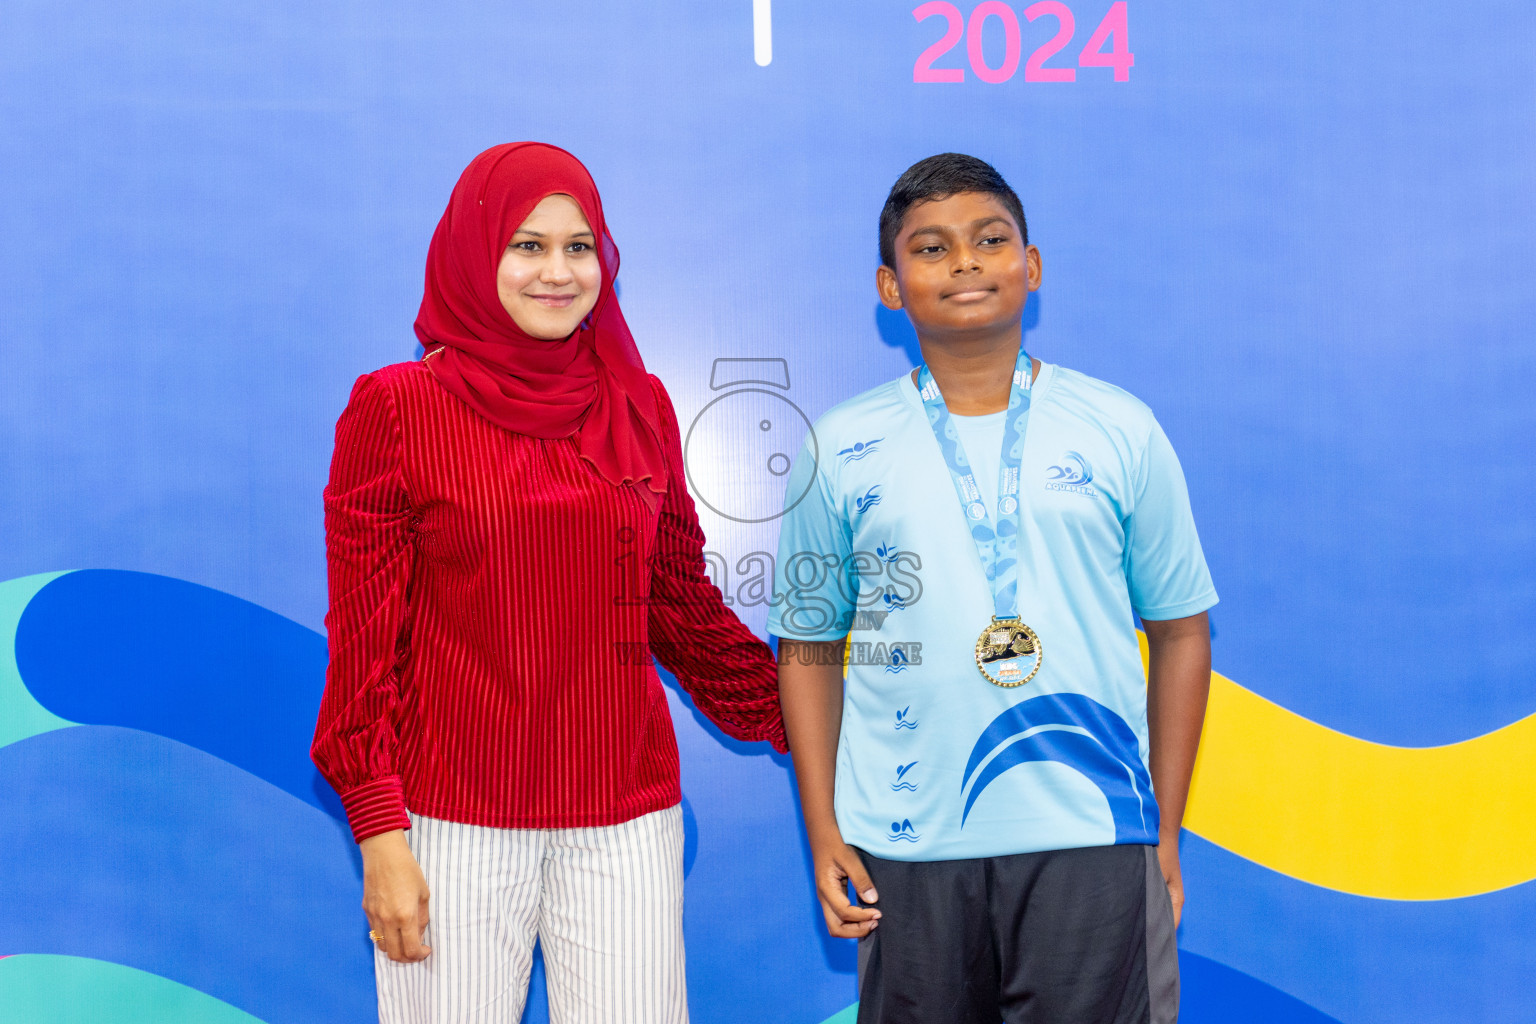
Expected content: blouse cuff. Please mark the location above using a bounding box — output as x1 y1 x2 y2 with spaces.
764 717 789 755
339 775 412 843
719 707 789 755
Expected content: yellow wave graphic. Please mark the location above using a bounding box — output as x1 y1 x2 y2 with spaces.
1151 635 1536 900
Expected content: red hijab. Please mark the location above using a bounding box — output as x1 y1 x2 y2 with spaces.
415 142 667 508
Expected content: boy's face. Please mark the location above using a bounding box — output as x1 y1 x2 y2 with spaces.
877 192 1040 345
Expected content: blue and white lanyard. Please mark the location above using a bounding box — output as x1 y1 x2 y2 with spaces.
916 346 1033 620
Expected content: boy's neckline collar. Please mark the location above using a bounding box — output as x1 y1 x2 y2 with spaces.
901 360 1055 414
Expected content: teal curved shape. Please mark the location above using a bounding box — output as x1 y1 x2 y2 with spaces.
0 954 267 1024
0 571 72 749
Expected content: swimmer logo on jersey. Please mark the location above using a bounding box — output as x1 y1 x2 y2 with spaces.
974 617 1042 687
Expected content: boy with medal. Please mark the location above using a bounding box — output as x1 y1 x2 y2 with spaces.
772 154 1217 1024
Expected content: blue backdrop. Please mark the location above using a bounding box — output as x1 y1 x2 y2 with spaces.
2 1 1533 1022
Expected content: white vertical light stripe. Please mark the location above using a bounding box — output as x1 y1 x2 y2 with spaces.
753 0 772 66
376 807 686 1023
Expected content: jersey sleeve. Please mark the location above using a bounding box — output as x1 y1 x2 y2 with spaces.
768 437 857 642
1124 419 1219 621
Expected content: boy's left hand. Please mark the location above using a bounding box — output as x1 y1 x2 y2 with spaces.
1158 840 1184 927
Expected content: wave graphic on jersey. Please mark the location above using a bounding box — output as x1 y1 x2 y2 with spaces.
887 819 921 842
838 438 883 464
890 761 919 792
960 693 1158 844
854 486 882 514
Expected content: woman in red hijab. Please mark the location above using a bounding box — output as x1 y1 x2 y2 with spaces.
311 143 785 1023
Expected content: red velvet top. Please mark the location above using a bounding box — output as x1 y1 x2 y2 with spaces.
311 361 786 842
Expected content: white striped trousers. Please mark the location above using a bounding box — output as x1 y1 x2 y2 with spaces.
376 805 688 1024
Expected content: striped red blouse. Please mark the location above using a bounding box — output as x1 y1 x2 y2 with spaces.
311 361 786 843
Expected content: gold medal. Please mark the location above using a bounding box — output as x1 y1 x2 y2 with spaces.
974 617 1042 688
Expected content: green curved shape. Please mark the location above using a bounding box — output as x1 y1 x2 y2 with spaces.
0 572 73 750
818 1004 857 1024
0 955 266 1024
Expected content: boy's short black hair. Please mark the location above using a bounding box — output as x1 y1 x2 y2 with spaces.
878 153 1028 268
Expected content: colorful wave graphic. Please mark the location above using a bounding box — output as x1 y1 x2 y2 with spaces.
5 570 1535 1023
0 573 372 1024
1135 633 1536 900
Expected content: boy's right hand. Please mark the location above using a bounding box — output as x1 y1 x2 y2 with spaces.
811 834 882 938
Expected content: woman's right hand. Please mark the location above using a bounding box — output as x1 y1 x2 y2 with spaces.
360 829 432 963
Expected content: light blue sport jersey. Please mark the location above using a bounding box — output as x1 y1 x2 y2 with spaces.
768 362 1217 861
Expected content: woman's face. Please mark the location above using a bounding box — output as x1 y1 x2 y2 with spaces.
496 193 602 339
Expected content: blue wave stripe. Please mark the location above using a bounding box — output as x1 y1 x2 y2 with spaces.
15 570 342 820
0 726 372 1024
961 728 1156 842
960 694 1156 840
1179 951 1343 1023
962 694 1144 791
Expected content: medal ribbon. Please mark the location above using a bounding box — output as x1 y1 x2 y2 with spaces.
916 346 1033 619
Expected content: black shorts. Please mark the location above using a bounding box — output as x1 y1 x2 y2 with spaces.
854 843 1178 1024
